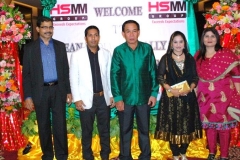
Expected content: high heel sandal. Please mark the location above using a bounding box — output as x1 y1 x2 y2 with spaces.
173 156 179 160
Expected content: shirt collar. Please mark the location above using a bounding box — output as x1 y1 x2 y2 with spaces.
87 46 100 54
124 41 139 51
39 38 53 45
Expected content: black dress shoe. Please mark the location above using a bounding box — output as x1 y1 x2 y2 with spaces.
207 154 215 160
22 144 32 155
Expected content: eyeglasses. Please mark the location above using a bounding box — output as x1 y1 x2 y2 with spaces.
40 26 54 30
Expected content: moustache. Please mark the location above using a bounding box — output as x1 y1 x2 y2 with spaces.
44 32 52 34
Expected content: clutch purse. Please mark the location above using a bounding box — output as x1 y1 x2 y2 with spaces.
166 80 190 97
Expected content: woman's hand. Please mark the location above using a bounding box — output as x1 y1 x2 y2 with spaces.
171 88 181 97
179 90 191 96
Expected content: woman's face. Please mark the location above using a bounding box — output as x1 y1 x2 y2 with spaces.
172 35 185 53
203 31 217 48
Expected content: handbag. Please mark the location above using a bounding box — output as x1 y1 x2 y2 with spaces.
166 80 190 97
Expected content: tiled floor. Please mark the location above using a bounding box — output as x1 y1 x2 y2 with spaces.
1 150 17 160
1 149 239 159
0 152 207 160
0 151 207 160
167 158 205 160
0 150 3 160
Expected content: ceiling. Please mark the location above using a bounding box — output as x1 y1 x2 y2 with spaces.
14 0 42 8
13 0 210 9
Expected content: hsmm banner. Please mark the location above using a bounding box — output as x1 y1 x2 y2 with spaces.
50 0 187 62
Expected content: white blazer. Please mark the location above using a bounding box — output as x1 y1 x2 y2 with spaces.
69 47 112 109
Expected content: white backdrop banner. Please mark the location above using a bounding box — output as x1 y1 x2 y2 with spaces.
50 0 187 61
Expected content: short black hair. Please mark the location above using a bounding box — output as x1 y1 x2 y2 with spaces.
84 25 100 37
122 20 140 32
36 16 53 27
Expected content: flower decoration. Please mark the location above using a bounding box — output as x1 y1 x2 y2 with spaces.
204 0 240 54
204 0 240 36
0 45 22 114
0 1 31 46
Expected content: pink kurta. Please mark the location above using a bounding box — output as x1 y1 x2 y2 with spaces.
195 48 240 130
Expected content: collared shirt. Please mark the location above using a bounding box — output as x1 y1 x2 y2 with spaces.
111 41 159 105
40 38 58 82
87 46 103 93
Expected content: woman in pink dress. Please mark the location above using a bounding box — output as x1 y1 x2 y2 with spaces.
194 27 240 160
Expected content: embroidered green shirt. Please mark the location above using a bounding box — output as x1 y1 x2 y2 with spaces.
110 41 159 105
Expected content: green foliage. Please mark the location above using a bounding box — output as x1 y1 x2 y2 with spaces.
21 108 157 139
110 116 120 138
66 107 81 139
149 115 157 135
21 111 38 136
92 119 99 136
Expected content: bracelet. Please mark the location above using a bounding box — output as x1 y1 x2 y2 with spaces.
167 88 172 92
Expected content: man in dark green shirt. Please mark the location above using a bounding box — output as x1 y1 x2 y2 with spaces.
110 20 159 160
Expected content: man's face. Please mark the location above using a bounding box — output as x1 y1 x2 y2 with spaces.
36 21 54 40
85 29 100 48
122 23 140 45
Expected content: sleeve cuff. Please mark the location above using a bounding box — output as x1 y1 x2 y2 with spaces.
232 76 240 83
113 96 123 103
151 92 158 98
25 97 32 100
108 91 113 97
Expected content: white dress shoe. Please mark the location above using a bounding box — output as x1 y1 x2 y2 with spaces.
181 154 188 160
173 156 179 160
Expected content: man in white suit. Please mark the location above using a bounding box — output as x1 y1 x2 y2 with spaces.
70 25 114 160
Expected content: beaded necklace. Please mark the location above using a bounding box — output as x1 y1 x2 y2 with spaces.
172 51 184 59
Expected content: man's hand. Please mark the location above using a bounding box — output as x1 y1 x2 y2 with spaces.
24 98 35 111
115 101 124 111
75 100 86 111
148 96 156 107
109 97 115 108
66 94 72 105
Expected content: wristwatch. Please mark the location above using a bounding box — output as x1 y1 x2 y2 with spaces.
167 88 172 92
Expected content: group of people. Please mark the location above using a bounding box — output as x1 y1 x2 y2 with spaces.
22 16 240 160
155 27 240 160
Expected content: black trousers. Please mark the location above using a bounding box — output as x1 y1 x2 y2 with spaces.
169 143 189 156
118 104 151 160
35 85 68 160
80 95 110 160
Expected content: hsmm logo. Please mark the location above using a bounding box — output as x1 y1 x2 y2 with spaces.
51 4 87 14
148 1 186 12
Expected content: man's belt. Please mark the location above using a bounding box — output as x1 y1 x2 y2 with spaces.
94 91 104 97
44 81 58 86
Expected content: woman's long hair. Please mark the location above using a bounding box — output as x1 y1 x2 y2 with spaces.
166 31 189 55
196 27 222 61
